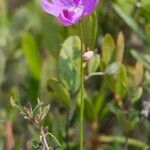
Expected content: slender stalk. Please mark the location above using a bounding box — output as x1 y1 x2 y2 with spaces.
87 72 104 79
99 135 149 149
41 128 49 150
79 22 84 150
124 135 128 150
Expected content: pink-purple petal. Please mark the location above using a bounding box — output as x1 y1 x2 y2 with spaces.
41 0 99 26
83 0 99 16
41 0 60 17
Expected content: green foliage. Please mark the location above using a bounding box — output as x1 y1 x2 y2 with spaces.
113 3 147 42
11 97 61 149
101 34 115 67
104 62 120 75
88 54 100 74
131 87 143 103
108 103 140 133
116 32 125 63
0 0 150 149
82 12 98 49
22 33 41 80
47 77 70 107
115 65 128 99
58 36 81 94
131 50 150 71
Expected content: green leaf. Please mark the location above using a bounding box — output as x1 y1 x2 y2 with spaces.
10 97 24 113
115 65 128 98
116 32 125 63
84 97 96 121
109 104 140 133
47 77 70 108
131 87 143 103
33 99 43 116
133 61 144 87
131 50 150 71
58 36 81 94
94 83 108 116
82 11 98 49
46 132 61 149
108 102 121 116
41 104 50 120
91 11 98 48
113 4 147 42
104 62 120 75
22 33 41 80
101 34 116 67
127 109 140 131
42 15 63 56
88 54 100 74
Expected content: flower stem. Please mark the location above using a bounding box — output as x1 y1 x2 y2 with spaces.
79 22 84 150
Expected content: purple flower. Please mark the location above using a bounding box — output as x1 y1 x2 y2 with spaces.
41 0 99 26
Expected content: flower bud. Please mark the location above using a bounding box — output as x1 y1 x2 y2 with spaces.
82 51 95 61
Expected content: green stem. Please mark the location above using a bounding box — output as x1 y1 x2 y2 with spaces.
79 22 84 150
87 72 104 79
124 135 128 150
99 135 149 150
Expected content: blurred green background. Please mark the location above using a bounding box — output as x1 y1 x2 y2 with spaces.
0 0 150 149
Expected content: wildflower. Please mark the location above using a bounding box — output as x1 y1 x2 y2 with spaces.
41 0 99 26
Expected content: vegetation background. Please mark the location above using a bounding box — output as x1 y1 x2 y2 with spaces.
0 0 150 149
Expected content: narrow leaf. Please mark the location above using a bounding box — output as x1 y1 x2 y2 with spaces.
22 33 41 80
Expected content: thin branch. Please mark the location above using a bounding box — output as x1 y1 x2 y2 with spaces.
41 128 49 150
